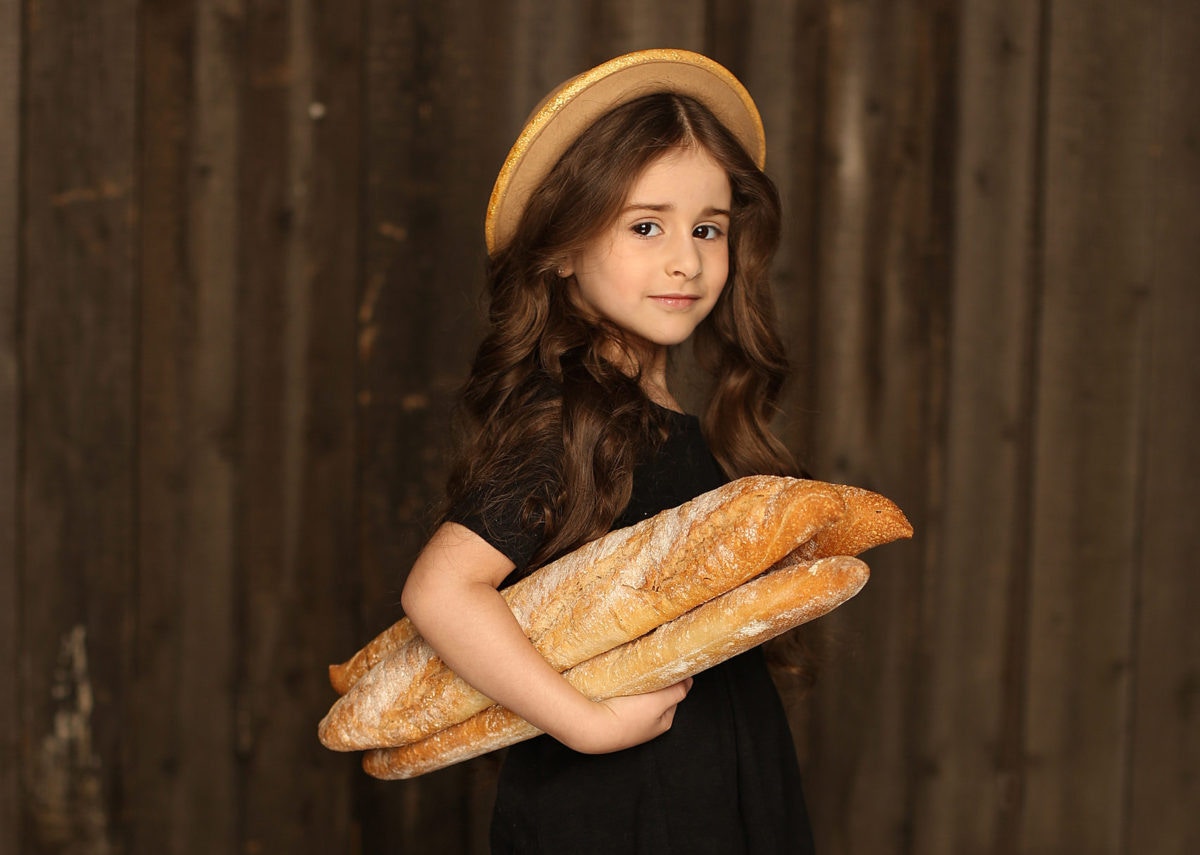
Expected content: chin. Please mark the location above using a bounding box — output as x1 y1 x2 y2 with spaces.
658 327 703 347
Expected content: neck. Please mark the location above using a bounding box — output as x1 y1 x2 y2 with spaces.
598 337 680 412
631 348 682 413
643 381 683 413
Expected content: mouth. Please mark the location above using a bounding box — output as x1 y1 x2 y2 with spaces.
649 294 702 310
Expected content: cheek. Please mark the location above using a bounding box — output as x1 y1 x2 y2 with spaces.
709 250 731 288
709 282 728 314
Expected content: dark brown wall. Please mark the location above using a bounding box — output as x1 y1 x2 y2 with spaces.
2 1 1197 853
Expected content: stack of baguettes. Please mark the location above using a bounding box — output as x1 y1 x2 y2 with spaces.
318 475 913 779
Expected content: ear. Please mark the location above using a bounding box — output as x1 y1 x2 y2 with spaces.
556 262 574 279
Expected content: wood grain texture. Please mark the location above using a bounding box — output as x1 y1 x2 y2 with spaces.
134 2 212 850
132 1 245 852
223 0 363 851
297 0 367 843
160 4 245 851
912 2 1044 852
1126 5 1200 850
0 0 20 848
20 0 139 850
798 2 954 851
1021 2 1163 851
234 1 303 848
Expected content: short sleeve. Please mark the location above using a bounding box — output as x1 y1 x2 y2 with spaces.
444 434 563 575
446 487 547 572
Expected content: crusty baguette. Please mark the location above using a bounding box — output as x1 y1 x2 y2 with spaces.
318 476 846 751
329 621 417 695
328 479 912 697
361 554 870 779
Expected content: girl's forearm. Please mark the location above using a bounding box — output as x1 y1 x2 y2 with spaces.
401 523 618 751
402 523 687 753
403 573 603 749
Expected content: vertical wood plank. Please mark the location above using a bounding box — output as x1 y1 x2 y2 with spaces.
20 0 139 850
172 2 245 850
799 1 955 852
301 0 366 848
234 0 296 848
911 2 1044 853
169 2 245 849
133 0 200 848
233 0 360 850
0 0 21 848
133 0 245 852
1127 3 1200 852
1022 1 1163 851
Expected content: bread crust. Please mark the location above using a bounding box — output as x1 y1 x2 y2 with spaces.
328 621 416 695
798 483 913 559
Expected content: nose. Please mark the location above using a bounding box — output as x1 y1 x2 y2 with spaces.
667 232 703 280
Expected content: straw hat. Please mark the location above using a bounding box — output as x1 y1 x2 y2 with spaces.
484 48 766 256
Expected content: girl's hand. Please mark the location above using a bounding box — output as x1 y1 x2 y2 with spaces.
559 678 694 755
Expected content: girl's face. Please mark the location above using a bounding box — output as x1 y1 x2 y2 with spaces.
563 146 732 366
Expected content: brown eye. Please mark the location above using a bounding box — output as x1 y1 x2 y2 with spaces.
631 222 662 237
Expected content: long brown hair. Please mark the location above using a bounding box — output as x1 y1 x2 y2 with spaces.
443 92 798 575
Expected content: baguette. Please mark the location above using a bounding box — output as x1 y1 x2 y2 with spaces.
327 479 911 697
362 553 870 779
318 476 847 751
329 621 417 695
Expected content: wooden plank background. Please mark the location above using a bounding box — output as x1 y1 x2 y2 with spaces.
1 0 20 848
4 1 1197 853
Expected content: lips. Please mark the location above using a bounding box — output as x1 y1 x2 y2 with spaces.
649 294 702 310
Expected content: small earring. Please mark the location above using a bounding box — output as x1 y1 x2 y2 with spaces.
556 267 568 278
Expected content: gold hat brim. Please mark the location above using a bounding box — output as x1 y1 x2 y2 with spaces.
484 48 766 256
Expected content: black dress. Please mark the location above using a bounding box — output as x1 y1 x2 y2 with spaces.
450 409 816 854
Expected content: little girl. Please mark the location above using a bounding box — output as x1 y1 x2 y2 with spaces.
401 49 816 853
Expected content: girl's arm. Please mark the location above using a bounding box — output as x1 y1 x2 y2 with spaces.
401 522 691 754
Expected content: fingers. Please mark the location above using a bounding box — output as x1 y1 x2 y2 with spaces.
666 676 693 705
658 676 693 709
648 677 694 731
581 676 697 753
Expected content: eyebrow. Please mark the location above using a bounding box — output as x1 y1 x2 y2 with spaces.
623 203 731 219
